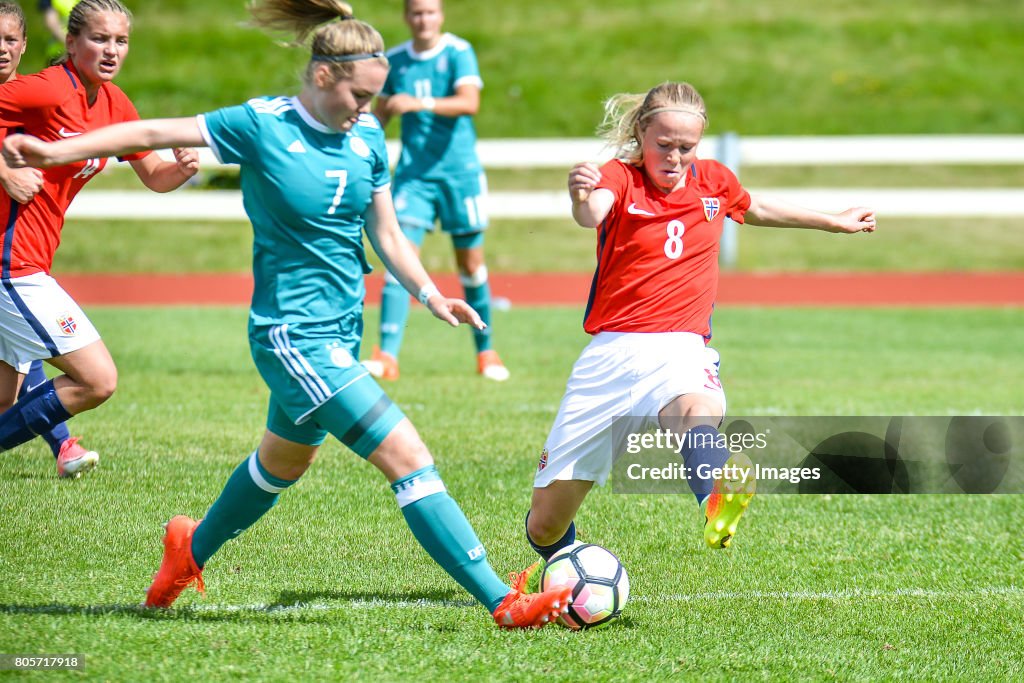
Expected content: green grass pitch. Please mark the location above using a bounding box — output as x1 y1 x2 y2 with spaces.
1 306 1021 680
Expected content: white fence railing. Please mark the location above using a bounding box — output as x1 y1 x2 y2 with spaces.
65 188 1024 221
149 134 1024 170
88 134 1024 268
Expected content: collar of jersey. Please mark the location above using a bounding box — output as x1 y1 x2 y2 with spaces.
406 33 452 61
290 96 338 135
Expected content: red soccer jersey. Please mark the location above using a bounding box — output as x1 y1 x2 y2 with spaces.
583 158 751 339
0 63 149 277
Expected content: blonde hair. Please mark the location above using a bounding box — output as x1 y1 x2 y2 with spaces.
0 2 26 38
598 82 708 164
250 0 387 85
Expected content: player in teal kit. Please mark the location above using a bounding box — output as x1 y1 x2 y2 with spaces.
4 0 568 628
365 0 509 382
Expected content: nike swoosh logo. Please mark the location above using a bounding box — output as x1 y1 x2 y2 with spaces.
58 127 82 138
627 203 655 216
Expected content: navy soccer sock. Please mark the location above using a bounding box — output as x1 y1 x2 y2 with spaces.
678 424 731 505
0 379 72 452
525 513 576 561
17 361 70 457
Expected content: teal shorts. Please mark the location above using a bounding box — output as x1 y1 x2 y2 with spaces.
249 315 405 457
393 171 488 236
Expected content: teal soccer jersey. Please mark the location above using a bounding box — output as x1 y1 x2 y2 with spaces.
198 97 390 326
383 33 483 180
198 97 405 452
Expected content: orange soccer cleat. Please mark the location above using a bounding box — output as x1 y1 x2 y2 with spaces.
362 346 400 381
476 350 510 382
508 559 543 594
492 565 570 629
144 515 205 608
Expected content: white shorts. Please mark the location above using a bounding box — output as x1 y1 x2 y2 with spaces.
534 331 726 488
0 272 101 373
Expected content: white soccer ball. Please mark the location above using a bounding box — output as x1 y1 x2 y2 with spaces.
540 542 630 630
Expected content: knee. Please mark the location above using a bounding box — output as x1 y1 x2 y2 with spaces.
90 374 117 406
82 369 117 408
667 395 723 425
684 400 722 421
371 422 434 481
271 453 316 481
526 510 568 547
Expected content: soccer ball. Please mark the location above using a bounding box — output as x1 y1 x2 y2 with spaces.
540 542 630 630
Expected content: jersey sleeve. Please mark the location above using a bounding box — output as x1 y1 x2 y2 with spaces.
452 43 483 90
0 70 70 128
719 163 751 223
365 123 391 191
197 102 259 166
595 159 629 198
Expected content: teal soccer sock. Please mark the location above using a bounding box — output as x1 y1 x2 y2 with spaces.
460 266 492 353
392 464 510 612
191 451 296 567
380 271 411 358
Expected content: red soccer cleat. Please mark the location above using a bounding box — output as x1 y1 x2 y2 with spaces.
363 346 400 381
477 350 510 382
492 564 570 629
145 515 205 608
56 437 99 479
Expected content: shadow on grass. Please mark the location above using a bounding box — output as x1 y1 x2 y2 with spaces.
0 588 473 623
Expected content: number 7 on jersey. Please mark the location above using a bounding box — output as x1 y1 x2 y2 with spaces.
325 170 348 215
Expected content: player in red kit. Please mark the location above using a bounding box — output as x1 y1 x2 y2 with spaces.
0 0 198 476
519 82 875 576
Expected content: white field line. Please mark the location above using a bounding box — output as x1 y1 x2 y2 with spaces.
65 188 1024 221
145 135 1024 170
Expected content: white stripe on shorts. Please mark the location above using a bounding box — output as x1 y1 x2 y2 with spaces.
269 324 331 404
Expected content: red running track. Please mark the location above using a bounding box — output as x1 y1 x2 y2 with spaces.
56 272 1024 307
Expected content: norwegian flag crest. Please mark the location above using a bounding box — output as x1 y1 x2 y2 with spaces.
537 448 549 471
57 315 77 335
701 197 721 222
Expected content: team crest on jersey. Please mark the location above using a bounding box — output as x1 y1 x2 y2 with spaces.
701 197 721 222
537 448 549 472
56 315 77 335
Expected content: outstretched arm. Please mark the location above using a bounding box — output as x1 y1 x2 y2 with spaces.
364 189 484 330
3 117 206 169
744 194 876 234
